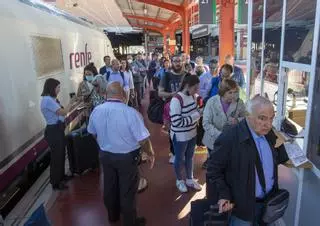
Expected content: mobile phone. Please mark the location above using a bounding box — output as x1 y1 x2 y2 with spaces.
69 92 76 99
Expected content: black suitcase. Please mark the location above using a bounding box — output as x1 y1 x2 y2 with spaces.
66 127 99 175
190 199 230 226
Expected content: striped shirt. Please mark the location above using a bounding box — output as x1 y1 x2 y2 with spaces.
170 92 201 142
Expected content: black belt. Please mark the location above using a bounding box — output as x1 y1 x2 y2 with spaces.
46 124 59 128
256 197 266 203
100 148 140 154
46 121 65 130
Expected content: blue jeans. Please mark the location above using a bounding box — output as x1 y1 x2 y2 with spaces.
172 136 196 180
229 203 274 226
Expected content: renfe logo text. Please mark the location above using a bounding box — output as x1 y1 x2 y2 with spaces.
69 43 92 69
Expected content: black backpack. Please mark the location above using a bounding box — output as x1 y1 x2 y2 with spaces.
106 71 125 83
147 90 165 124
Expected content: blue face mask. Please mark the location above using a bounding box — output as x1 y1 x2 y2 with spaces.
86 75 94 82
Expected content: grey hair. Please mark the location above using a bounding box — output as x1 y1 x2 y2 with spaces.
106 81 123 96
92 74 107 94
246 95 273 115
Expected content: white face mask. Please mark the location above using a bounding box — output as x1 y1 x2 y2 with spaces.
85 75 94 82
128 59 133 64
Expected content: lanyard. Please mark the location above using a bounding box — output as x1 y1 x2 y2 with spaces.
106 99 123 103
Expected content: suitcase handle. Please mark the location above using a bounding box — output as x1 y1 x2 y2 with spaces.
204 204 232 222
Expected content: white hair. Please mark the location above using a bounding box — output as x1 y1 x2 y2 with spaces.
92 74 107 94
246 95 273 115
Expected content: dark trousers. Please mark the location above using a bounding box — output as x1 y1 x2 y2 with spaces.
169 130 174 155
100 150 140 226
196 116 204 146
44 124 66 186
152 77 160 90
134 82 142 106
147 73 153 85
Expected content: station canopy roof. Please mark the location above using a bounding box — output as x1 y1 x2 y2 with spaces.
44 0 187 34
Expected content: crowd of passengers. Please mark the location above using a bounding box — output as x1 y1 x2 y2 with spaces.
40 51 289 226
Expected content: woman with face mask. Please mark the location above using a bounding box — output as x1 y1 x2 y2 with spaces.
76 63 98 103
202 79 247 169
91 75 107 108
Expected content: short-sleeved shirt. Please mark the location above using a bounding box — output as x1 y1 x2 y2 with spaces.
106 71 129 90
159 71 185 94
40 96 64 125
123 70 134 90
87 100 150 154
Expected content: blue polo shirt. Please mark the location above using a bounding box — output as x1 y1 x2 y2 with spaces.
106 71 129 90
40 96 64 125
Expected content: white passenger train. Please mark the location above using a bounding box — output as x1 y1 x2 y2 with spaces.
0 0 114 216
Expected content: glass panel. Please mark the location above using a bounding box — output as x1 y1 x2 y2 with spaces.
261 0 283 102
283 0 317 64
235 0 248 61
307 30 320 168
249 0 264 98
281 69 309 146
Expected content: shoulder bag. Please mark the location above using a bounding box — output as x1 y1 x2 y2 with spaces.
255 149 290 224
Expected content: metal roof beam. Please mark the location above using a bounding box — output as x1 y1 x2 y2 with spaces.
130 23 166 34
134 0 184 15
123 14 170 25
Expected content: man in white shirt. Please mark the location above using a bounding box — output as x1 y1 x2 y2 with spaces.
106 59 130 90
88 82 155 226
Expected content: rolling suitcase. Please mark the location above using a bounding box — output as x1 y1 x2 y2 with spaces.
66 127 99 175
189 199 230 226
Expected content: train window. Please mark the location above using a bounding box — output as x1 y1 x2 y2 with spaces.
31 36 64 78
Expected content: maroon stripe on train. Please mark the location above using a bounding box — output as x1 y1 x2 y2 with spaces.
0 109 81 192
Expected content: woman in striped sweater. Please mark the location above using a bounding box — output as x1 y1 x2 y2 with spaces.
170 74 202 193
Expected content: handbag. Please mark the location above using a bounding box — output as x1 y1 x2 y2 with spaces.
222 99 239 132
255 149 289 224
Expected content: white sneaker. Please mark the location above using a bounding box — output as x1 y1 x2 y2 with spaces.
169 155 175 164
186 179 202 191
176 180 188 193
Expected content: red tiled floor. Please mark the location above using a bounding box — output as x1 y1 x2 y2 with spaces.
48 89 208 226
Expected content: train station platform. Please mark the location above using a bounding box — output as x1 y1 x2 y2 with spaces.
3 89 319 226
1 1 320 226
